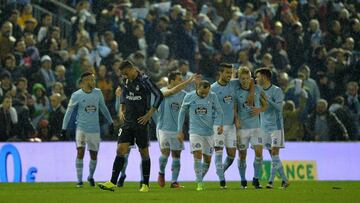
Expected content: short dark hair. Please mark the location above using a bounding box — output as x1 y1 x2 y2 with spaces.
168 71 181 83
80 71 93 81
198 80 211 89
218 63 233 72
255 68 272 80
119 60 134 70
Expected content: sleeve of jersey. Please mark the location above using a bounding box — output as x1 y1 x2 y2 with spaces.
120 85 126 104
267 88 284 112
144 77 164 109
213 94 224 125
177 94 190 132
62 93 78 130
99 91 113 124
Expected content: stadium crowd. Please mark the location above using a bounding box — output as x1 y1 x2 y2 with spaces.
0 0 359 142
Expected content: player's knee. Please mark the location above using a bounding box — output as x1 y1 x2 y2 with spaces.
226 148 236 157
139 148 150 159
239 150 247 160
171 150 181 158
193 151 202 159
77 148 85 159
161 149 170 157
203 155 211 164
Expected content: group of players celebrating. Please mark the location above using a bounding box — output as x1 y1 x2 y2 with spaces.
62 60 290 192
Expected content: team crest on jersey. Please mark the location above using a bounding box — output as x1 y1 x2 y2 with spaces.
223 95 232 104
170 102 180 110
194 143 201 148
218 140 224 146
195 107 207 115
135 85 140 91
85 105 97 112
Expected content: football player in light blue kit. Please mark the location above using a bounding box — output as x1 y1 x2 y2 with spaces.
157 71 199 188
255 68 290 189
62 72 113 187
235 67 267 189
177 80 224 191
211 63 240 189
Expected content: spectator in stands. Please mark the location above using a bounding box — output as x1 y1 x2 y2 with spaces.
349 18 360 51
31 83 50 128
33 55 56 91
270 36 290 73
288 22 305 76
7 9 22 40
322 20 343 50
17 3 37 29
35 13 53 43
284 97 306 141
2 54 24 81
0 96 18 141
13 39 27 66
0 71 16 103
343 81 360 139
13 93 34 141
175 20 197 72
0 21 15 61
51 82 68 108
306 99 348 141
330 96 359 140
49 93 65 141
96 65 113 109
198 28 217 83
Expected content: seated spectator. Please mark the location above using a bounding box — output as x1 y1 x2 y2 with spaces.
330 96 359 140
306 99 348 141
31 83 50 128
284 96 306 141
32 55 56 91
0 71 16 103
0 96 18 141
49 93 65 141
343 81 360 139
12 94 34 141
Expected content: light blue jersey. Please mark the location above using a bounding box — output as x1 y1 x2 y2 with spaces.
211 80 239 125
261 85 284 132
62 88 113 133
157 87 187 132
178 91 223 136
235 86 262 129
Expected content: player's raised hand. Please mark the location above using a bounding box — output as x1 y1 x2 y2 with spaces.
217 125 224 135
115 86 122 97
177 132 184 142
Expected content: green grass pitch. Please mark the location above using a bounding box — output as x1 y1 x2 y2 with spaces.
1 181 359 203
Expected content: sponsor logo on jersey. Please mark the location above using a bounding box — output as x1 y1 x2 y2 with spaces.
195 107 207 115
170 102 180 110
126 92 142 101
85 105 97 112
223 95 233 104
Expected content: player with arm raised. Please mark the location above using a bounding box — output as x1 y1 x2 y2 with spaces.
235 67 267 189
157 71 199 188
62 71 113 188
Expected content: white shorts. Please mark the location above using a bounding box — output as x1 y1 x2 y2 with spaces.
157 130 184 151
189 134 214 156
237 128 264 150
76 129 101 151
263 129 285 150
213 125 237 148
